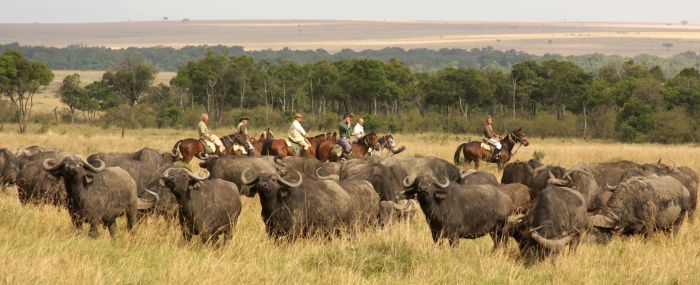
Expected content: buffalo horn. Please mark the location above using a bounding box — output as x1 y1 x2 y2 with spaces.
589 214 616 229
530 231 574 252
314 167 339 181
240 168 259 186
137 189 160 209
184 168 210 181
42 155 71 172
277 170 302 188
460 169 476 180
434 176 450 189
547 170 569 186
77 155 105 173
606 183 617 191
402 175 417 188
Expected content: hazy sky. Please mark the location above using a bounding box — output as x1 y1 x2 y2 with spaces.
1 0 698 23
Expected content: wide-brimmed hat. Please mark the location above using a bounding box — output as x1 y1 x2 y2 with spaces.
239 116 249 122
294 113 303 119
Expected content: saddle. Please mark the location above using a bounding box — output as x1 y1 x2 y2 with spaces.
200 139 216 154
480 139 492 151
285 138 302 156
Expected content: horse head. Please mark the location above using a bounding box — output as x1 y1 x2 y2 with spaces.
511 127 529 146
361 132 382 151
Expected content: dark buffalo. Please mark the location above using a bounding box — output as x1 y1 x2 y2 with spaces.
160 167 242 244
17 150 69 206
531 165 567 197
497 183 531 214
547 168 602 211
43 154 157 238
200 156 277 196
459 169 499 185
381 156 462 183
589 176 690 237
340 159 403 202
402 175 513 248
0 148 19 190
277 156 340 177
501 160 540 188
575 160 645 190
88 147 174 196
637 162 698 221
16 145 55 169
511 184 587 257
241 168 353 240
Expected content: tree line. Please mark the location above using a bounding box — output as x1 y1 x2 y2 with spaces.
2 42 700 77
1 48 699 143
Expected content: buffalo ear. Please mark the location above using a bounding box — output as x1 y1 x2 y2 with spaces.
83 173 94 185
434 189 447 200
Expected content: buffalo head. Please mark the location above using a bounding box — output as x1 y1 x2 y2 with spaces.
161 167 210 197
43 154 105 185
241 168 302 198
402 174 450 200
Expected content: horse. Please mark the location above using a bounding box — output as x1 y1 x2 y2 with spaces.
219 133 251 156
453 128 529 170
318 132 381 162
263 132 332 158
252 129 274 156
377 134 406 156
171 138 224 164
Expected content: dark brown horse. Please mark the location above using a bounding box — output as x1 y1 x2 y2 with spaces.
264 132 333 158
318 132 381 162
171 138 224 164
377 134 406 155
219 133 251 156
253 129 275 156
453 128 529 170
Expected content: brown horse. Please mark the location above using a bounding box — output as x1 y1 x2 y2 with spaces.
453 128 529 170
377 134 406 155
318 132 381 162
171 138 224 164
252 129 274 156
264 132 332 158
219 133 251 156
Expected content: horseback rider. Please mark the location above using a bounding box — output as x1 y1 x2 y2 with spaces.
237 116 255 156
484 115 501 161
288 113 310 156
338 113 353 158
352 117 365 142
198 113 224 154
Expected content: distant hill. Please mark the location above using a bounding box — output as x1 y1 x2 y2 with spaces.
1 20 700 56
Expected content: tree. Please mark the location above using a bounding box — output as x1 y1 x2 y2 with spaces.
0 50 53 133
539 60 592 120
102 57 157 127
341 59 387 114
56 73 85 124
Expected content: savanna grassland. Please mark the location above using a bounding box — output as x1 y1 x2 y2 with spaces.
0 122 699 284
3 20 700 56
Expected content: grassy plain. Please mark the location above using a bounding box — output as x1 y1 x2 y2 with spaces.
0 123 699 284
3 20 700 56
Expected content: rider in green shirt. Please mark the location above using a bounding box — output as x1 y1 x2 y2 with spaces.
338 113 353 156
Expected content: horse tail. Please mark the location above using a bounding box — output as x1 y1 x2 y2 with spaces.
171 140 183 161
453 143 468 165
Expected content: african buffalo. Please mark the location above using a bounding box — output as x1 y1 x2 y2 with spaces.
381 156 462 183
459 169 499 185
160 167 242 244
43 154 157 238
200 156 278 196
402 175 513 248
501 160 540 187
340 159 403 202
17 150 69 206
241 168 353 240
0 148 19 190
88 147 174 196
531 165 567 197
547 168 602 211
278 156 340 177
511 184 587 257
589 175 691 237
497 183 531 214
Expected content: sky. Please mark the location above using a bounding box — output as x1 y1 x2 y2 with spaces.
0 0 699 23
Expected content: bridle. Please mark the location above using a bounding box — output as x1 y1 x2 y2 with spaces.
507 132 528 156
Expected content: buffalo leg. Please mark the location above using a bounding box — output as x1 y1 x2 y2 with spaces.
126 206 137 232
88 222 100 239
106 221 118 239
448 236 460 247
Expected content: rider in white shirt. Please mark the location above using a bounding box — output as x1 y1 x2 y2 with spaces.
352 117 365 142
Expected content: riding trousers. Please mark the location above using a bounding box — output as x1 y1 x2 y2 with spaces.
338 137 352 153
486 138 501 149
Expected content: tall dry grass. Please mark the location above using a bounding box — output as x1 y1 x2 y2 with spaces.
0 124 699 284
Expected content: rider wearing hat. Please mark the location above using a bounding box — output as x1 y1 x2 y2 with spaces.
338 113 353 156
237 116 254 156
288 113 310 156
484 115 501 160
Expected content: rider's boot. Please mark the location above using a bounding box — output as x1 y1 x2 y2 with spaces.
492 148 500 161
247 148 255 157
299 148 307 157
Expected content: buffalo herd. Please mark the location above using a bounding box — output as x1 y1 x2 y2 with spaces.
1 145 697 259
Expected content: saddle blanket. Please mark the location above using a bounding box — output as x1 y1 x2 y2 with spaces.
480 142 492 151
